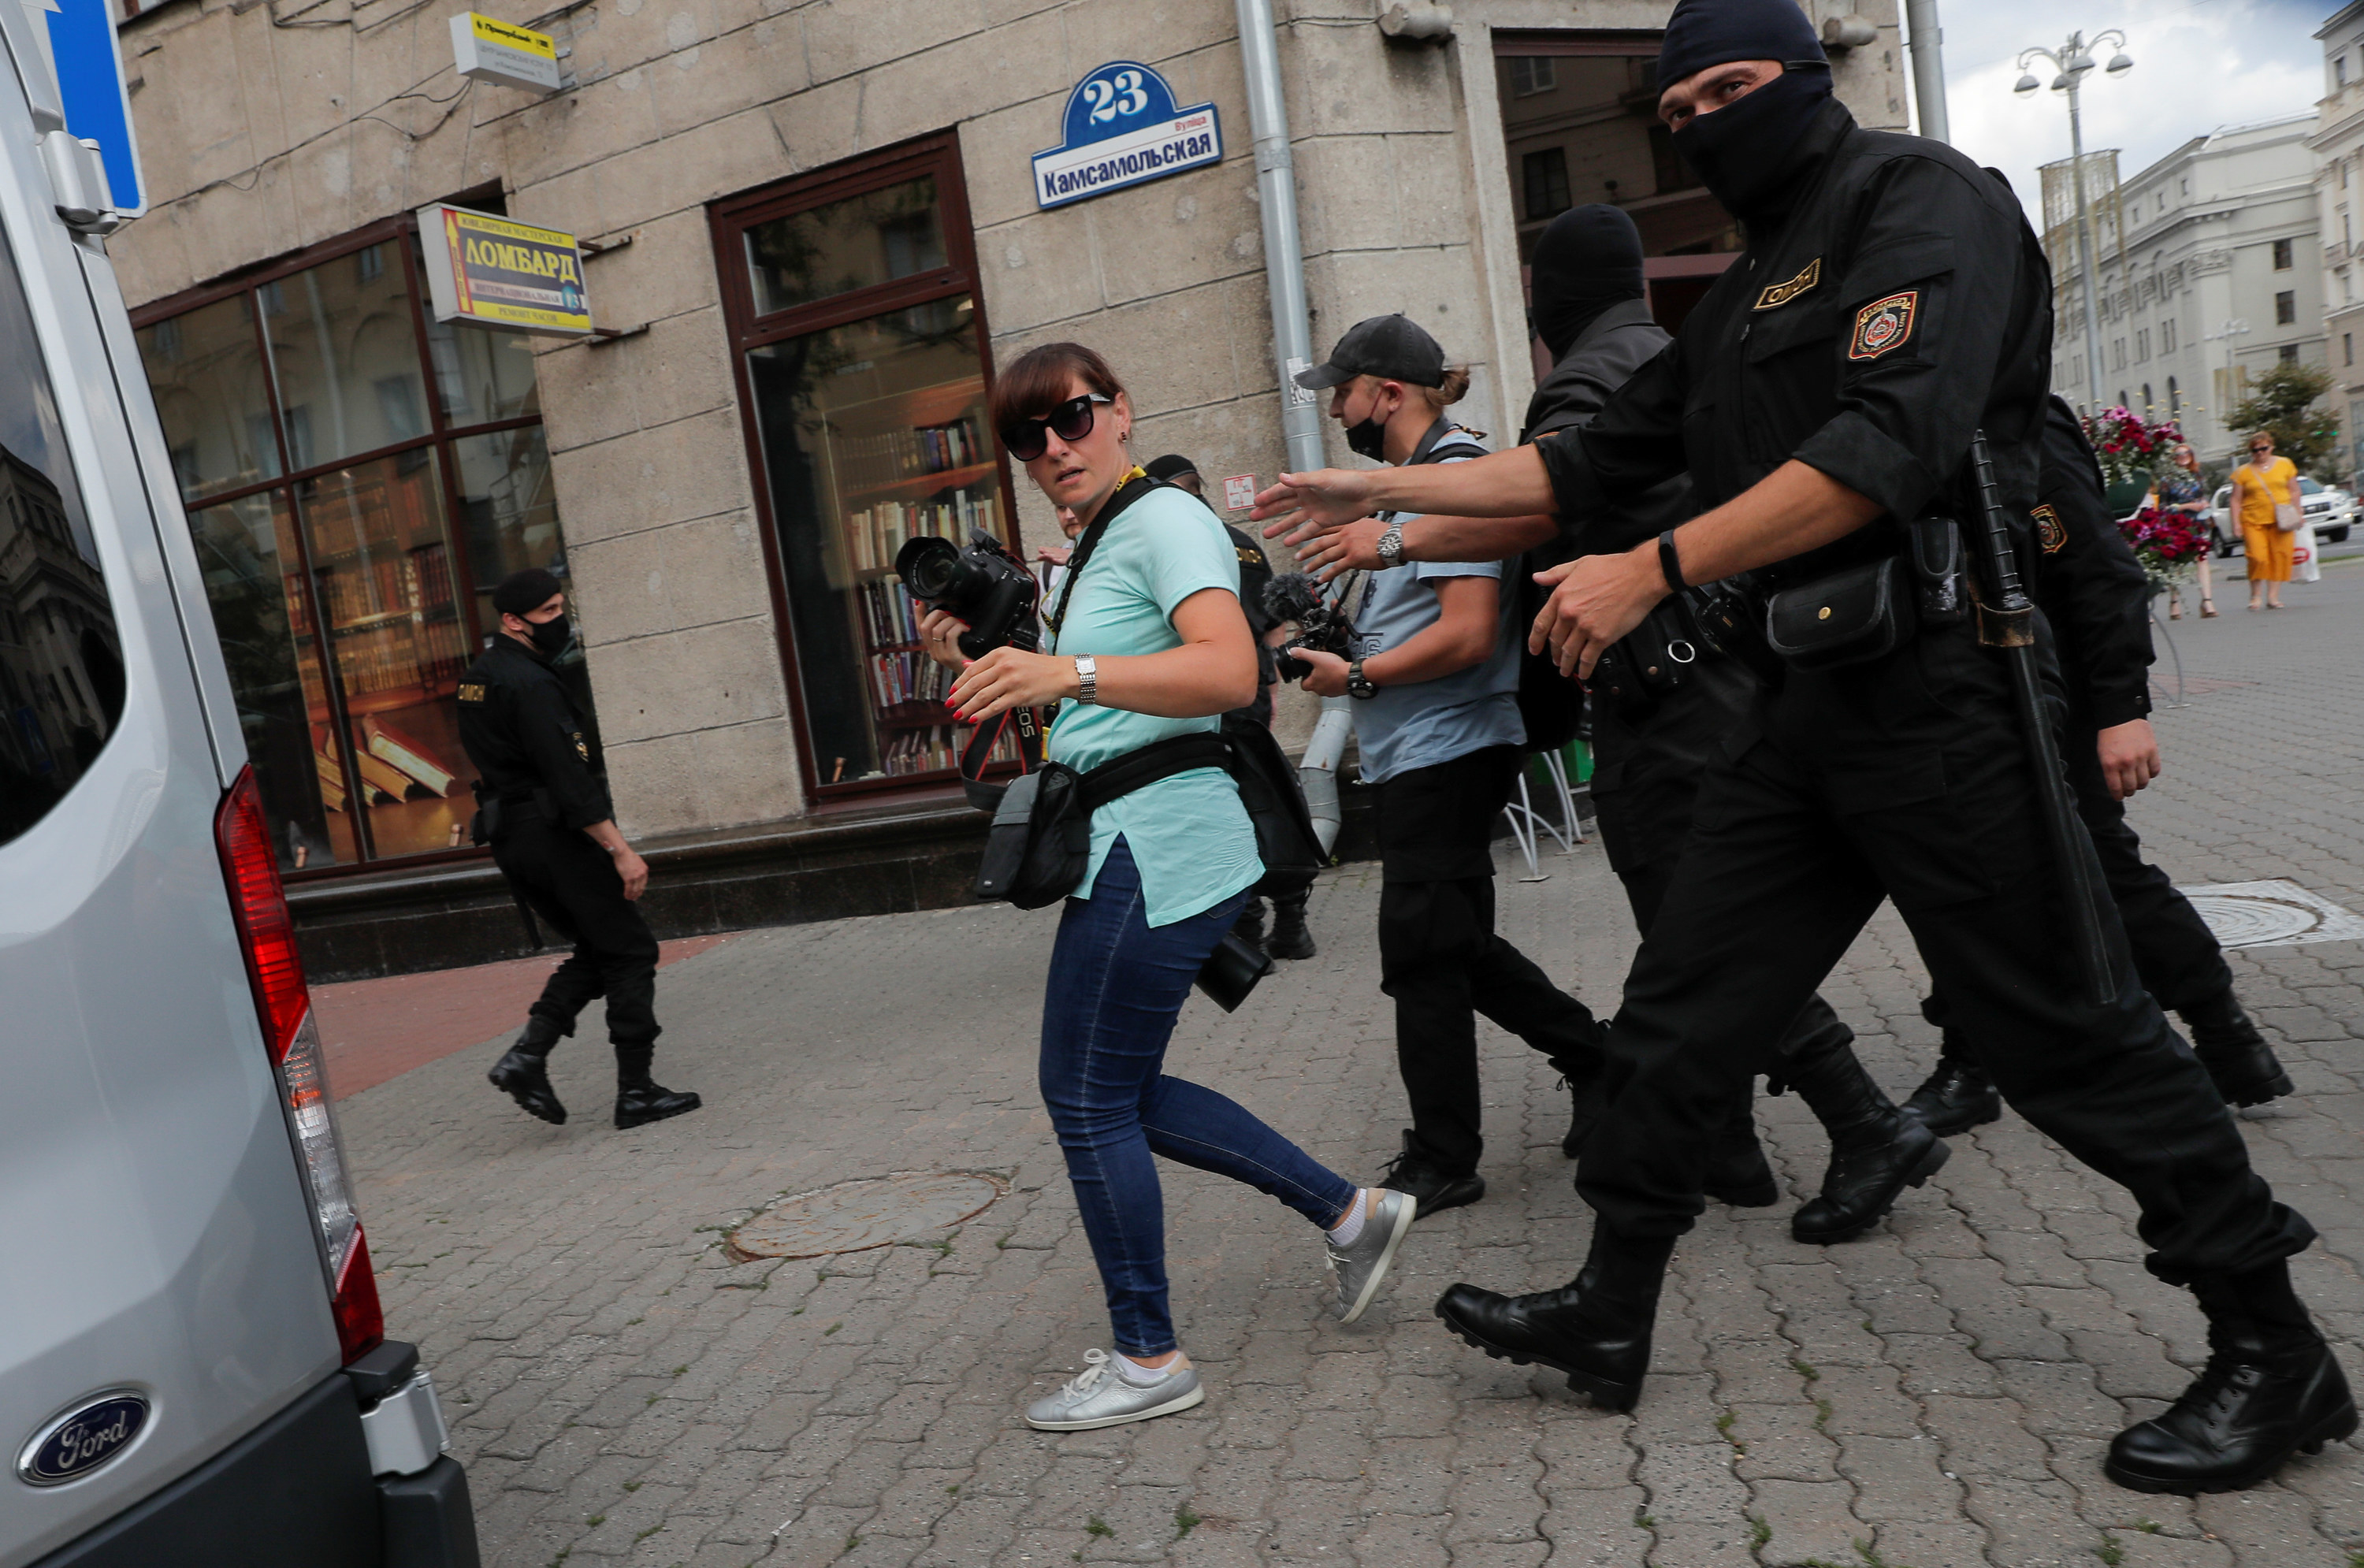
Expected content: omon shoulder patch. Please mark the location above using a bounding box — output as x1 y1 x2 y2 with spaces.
1753 258 1821 310
2031 503 2067 555
1849 291 1919 360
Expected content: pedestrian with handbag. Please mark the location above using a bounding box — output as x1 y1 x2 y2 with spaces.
2229 432 2299 611
918 341 1414 1433
2158 441 2217 619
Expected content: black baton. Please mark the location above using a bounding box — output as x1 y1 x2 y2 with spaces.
1965 429 2115 1009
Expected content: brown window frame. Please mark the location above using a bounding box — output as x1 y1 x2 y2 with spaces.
709 130 1022 804
132 212 548 880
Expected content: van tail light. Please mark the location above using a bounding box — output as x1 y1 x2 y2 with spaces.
216 766 385 1363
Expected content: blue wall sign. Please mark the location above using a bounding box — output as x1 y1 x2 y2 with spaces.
45 0 144 215
1031 61 1221 211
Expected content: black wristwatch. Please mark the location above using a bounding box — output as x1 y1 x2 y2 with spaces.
1346 659 1377 700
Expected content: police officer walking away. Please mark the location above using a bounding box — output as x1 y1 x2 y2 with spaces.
463 568 701 1131
1255 0 2346 1496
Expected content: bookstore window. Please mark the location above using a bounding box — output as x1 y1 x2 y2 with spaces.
132 216 569 875
712 134 1022 798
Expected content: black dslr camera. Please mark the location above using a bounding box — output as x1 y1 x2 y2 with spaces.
1263 571 1357 682
897 531 1041 658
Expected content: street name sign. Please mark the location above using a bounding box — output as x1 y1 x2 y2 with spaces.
1032 61 1221 211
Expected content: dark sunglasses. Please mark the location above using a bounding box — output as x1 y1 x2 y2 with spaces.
1000 393 1110 462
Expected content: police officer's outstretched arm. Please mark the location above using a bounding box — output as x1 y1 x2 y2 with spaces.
518 677 652 899
1533 154 2027 675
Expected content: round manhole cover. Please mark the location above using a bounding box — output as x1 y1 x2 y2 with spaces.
2187 891 2328 949
727 1172 1005 1260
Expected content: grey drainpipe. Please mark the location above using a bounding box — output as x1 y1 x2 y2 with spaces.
1234 0 1355 853
1904 0 1951 144
1235 0 1325 475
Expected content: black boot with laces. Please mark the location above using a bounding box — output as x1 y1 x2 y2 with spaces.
1381 1130 1484 1219
2179 990 2295 1108
1901 1043 2002 1136
1787 1042 1950 1244
2106 1262 2355 1494
1435 1229 1676 1411
488 1016 567 1125
612 1044 701 1130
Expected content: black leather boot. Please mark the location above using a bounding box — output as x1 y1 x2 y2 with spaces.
1380 1130 1485 1218
2106 1262 2356 1494
1702 1093 1779 1207
1230 896 1267 952
613 1044 701 1130
1901 1039 2002 1136
1435 1229 1677 1410
2179 990 2294 1108
488 1016 567 1125
1786 1043 1950 1244
1266 894 1316 960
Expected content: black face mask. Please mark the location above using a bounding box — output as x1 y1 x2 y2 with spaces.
1671 67 1833 219
526 612 572 657
1344 417 1388 461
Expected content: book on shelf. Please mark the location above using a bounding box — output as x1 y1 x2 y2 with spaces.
361 714 458 797
844 489 1000 575
314 748 348 812
353 749 416 803
837 415 987 492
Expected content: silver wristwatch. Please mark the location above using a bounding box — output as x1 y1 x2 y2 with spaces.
1375 518 1407 568
1072 655 1098 705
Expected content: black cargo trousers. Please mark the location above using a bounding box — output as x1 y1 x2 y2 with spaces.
1576 615 2310 1284
1924 704 2235 1041
1589 661 1857 1075
492 802 662 1051
1376 744 1604 1175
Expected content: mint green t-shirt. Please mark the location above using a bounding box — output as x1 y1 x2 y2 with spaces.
1045 486 1263 927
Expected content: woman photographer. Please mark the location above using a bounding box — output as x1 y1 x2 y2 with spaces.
919 342 1413 1432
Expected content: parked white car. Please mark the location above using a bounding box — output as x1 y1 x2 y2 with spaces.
2207 475 2355 552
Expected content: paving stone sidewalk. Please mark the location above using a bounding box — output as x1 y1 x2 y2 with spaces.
339 562 2364 1568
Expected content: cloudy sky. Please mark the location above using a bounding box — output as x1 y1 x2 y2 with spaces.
1930 0 2329 219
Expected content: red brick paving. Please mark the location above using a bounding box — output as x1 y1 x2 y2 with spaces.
314 934 736 1099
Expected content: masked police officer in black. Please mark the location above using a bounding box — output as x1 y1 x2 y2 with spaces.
462 568 701 1131
1280 203 1939 1240
1254 0 2345 1496
1907 395 2292 1132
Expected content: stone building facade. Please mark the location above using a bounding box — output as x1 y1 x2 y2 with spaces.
106 0 1905 969
2315 2 2364 482
2050 117 2324 464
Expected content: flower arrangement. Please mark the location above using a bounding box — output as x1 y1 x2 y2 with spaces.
2120 504 2210 592
2083 406 2184 491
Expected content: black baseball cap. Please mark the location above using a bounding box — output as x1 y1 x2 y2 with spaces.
1143 454 1199 482
1293 314 1446 391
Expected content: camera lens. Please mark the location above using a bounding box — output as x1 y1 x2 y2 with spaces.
896 537 965 602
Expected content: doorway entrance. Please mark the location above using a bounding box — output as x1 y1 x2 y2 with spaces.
1493 31 1743 377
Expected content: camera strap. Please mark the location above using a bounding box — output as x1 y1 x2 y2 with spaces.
961 469 1165 808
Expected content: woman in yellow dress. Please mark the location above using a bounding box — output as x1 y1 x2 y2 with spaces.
2228 431 2298 611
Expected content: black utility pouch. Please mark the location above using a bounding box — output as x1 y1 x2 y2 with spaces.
1762 556 1916 671
1906 517 1968 626
1590 597 1703 719
975 765 1091 908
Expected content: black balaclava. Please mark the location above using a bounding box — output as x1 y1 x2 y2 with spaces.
492 567 571 658
1530 205 1646 360
1658 0 1834 221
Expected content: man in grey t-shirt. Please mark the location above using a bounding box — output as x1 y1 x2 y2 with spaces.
1284 315 1604 1217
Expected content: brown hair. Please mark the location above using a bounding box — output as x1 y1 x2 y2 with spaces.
1421 366 1472 411
991 342 1128 433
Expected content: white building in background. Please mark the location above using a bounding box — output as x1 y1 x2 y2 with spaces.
2050 116 2323 466
2314 4 2364 481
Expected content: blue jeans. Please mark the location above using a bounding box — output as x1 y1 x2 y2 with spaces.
1039 838 1359 1356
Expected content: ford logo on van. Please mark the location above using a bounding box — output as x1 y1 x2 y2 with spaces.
18 1393 150 1487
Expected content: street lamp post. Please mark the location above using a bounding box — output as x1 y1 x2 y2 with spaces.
2015 31 2134 412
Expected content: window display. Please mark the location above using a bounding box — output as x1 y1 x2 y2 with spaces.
136 217 572 874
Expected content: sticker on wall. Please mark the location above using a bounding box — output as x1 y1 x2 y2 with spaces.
1032 61 1222 210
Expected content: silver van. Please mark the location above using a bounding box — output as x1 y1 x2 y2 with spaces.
0 7 476 1565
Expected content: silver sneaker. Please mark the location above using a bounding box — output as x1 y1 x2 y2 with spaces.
1327 1188 1418 1324
1024 1350 1205 1432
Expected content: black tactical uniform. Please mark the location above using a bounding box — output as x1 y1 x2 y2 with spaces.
1221 518 1317 960
1436 61 2341 1492
459 622 698 1131
1908 398 2292 1130
1525 273 1925 1236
